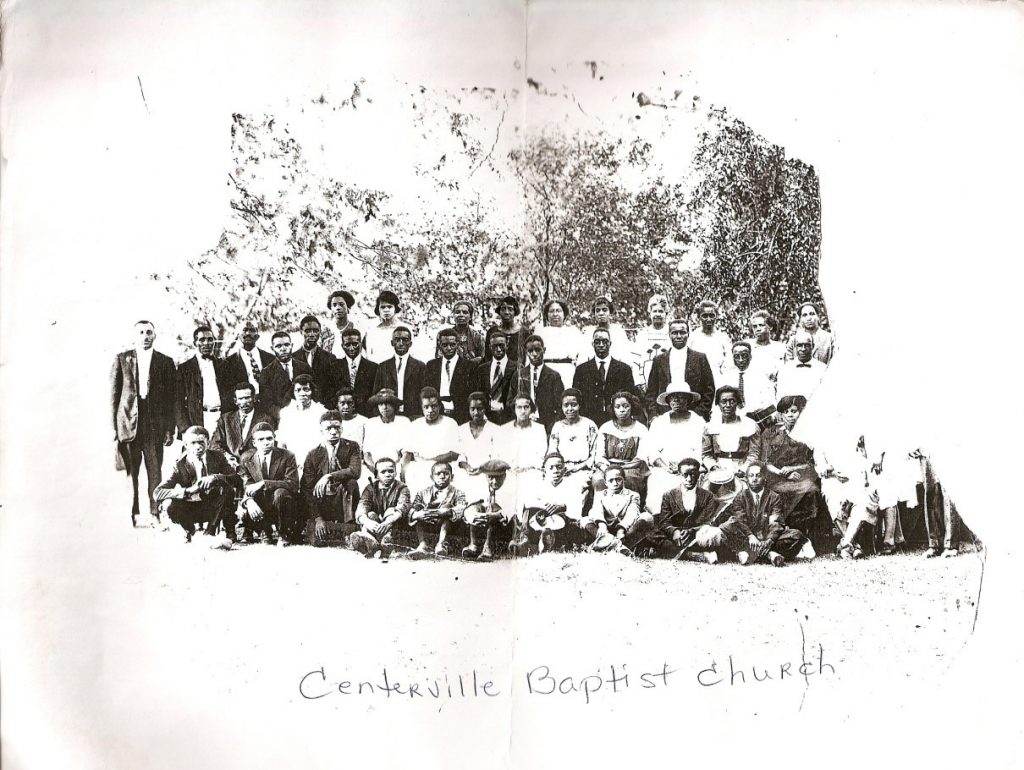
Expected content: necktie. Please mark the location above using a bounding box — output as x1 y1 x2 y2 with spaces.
285 361 292 381
532 367 539 398
200 458 207 478
307 350 315 368
492 362 501 387
598 360 606 384
445 359 452 379
327 445 339 473
247 350 261 377
350 360 358 383
737 370 746 408
797 363 811 368
396 357 404 381
262 454 270 479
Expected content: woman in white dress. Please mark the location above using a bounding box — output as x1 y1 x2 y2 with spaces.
539 299 582 385
499 393 549 510
363 290 403 364
361 389 413 479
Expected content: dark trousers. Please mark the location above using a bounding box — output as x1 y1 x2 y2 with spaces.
166 483 236 537
243 488 302 541
125 399 164 518
307 479 360 523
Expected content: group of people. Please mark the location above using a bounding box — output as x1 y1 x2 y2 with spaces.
110 288 964 563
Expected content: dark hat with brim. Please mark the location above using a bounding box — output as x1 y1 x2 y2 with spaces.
374 290 401 316
478 459 512 477
656 381 702 408
368 388 402 407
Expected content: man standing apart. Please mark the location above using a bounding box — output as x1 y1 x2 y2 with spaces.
111 320 176 525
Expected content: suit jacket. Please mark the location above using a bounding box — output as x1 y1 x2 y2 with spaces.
514 364 565 432
572 357 637 426
474 358 517 425
656 486 718 539
424 355 477 424
293 346 342 408
210 407 275 458
337 356 380 418
154 449 241 501
110 348 177 446
724 487 786 542
176 355 233 435
372 356 426 418
221 347 275 394
258 358 314 422
645 348 715 420
300 439 362 500
238 447 299 494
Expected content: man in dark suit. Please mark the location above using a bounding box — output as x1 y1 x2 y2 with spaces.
111 320 177 525
371 326 425 418
336 328 378 417
221 321 275 405
721 462 810 566
294 314 342 409
237 421 302 545
210 382 275 460
474 329 516 425
641 457 723 561
425 327 477 424
514 334 565 432
176 325 233 437
258 331 313 422
154 425 241 545
645 320 715 421
301 411 363 546
572 328 637 426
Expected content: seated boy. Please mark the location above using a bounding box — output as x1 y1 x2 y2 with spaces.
349 457 410 560
407 461 467 559
586 466 654 554
512 452 586 556
461 459 514 560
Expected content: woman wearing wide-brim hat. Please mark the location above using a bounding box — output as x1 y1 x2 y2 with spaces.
361 388 413 478
364 290 403 364
540 298 582 385
646 380 708 513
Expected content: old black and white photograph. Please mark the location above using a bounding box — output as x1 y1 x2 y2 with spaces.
2 1 1022 768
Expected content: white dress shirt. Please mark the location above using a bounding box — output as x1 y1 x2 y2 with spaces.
393 354 409 402
440 354 459 400
346 354 363 386
136 346 153 399
198 356 221 409
668 347 689 388
775 359 827 401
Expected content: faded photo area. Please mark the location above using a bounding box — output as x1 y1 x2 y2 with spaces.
2 2 1019 770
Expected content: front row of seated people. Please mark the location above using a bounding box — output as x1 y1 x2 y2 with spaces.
157 377 955 563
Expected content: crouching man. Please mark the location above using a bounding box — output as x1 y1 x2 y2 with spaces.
238 422 302 545
640 457 724 562
349 457 410 560
723 462 814 566
586 466 654 555
461 459 514 561
407 461 467 559
154 425 240 548
302 410 362 547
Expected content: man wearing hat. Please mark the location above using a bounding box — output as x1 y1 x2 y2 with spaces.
490 294 530 364
645 319 715 421
371 326 426 418
349 456 411 560
319 289 360 360
364 289 403 364
361 389 413 478
646 381 708 512
461 459 514 560
572 327 638 426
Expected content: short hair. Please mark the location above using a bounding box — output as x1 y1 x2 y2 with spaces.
560 387 582 402
431 460 453 475
233 382 256 395
486 327 508 345
731 340 752 353
677 457 701 473
193 325 213 342
696 300 719 315
468 391 488 406
320 410 343 423
524 334 545 347
604 466 625 479
609 391 635 412
776 395 807 413
241 321 258 332
592 327 611 340
341 328 362 341
293 373 314 389
750 310 778 335
591 296 614 312
299 314 321 330
419 386 440 403
647 294 668 311
793 331 814 345
392 325 413 339
668 319 689 332
746 461 766 476
543 452 565 466
797 302 819 317
271 331 291 343
374 457 397 469
326 290 354 309
135 319 154 329
252 421 275 435
451 300 475 318
183 425 210 441
513 393 535 410
437 327 459 341
336 386 355 400
715 385 742 405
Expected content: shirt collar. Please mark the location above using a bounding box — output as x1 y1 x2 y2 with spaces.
594 355 610 364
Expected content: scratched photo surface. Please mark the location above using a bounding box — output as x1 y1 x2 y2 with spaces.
2 2 1022 769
